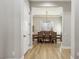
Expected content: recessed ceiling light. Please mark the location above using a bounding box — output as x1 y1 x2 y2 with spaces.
40 3 56 7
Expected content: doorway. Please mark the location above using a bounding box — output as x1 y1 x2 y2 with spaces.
24 1 71 59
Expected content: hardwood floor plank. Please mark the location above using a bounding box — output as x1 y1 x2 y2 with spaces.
24 44 71 59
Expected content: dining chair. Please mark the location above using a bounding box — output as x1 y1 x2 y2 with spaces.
38 31 44 43
51 32 57 43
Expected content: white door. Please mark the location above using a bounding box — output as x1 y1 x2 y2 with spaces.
21 2 31 55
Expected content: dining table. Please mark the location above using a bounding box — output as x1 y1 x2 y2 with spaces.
32 31 62 43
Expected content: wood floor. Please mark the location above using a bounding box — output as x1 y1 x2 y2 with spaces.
24 44 71 59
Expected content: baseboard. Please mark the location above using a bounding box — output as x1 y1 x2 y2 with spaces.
20 56 24 59
5 58 21 59
21 46 32 59
24 46 32 54
61 46 71 49
71 56 74 59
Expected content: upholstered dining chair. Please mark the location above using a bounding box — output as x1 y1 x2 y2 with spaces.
44 31 50 43
51 32 57 43
38 31 44 43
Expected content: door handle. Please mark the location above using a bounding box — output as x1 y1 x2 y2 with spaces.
23 34 30 37
23 35 26 37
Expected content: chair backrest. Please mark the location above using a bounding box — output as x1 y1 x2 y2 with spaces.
38 31 57 38
38 31 44 37
44 31 50 38
51 31 57 38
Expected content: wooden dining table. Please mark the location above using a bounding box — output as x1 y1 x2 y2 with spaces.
32 31 62 43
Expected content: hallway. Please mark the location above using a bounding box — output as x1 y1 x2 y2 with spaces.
24 44 70 59
23 0 71 59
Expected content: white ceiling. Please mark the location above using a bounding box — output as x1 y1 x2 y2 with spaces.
30 1 71 12
29 0 71 2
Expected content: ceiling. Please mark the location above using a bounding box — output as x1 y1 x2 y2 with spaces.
28 0 71 12
30 1 71 11
29 0 71 2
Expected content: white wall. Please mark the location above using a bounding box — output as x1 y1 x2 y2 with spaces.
0 0 21 59
31 7 63 16
62 11 71 48
0 0 30 59
0 1 7 58
33 16 62 35
71 0 75 58
74 0 79 59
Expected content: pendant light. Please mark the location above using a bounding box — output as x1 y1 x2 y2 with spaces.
46 8 48 23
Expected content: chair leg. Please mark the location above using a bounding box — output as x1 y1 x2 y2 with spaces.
60 38 62 42
55 39 57 43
